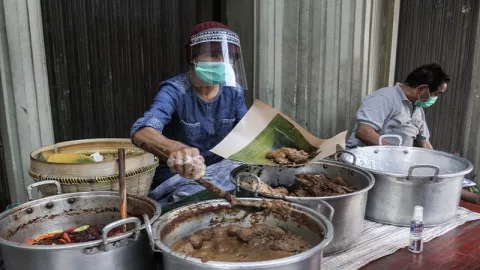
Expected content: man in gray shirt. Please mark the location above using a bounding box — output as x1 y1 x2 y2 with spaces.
346 63 450 149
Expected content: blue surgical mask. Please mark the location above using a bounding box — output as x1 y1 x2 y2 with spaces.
193 62 229 85
415 90 437 108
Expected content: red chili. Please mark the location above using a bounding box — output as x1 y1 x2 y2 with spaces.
24 240 34 245
58 239 66 244
62 232 71 243
107 227 123 237
65 227 76 233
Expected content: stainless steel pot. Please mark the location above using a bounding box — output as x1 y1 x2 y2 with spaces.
341 135 474 226
145 198 334 270
0 180 161 270
229 161 375 254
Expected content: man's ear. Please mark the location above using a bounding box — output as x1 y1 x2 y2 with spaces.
416 84 430 93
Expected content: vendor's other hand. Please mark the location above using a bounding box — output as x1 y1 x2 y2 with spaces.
167 147 206 180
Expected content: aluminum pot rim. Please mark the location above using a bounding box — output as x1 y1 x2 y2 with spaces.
341 146 474 178
0 191 161 250
230 160 375 200
151 198 333 268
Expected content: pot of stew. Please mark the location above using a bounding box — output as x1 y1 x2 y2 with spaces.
0 181 161 270
145 198 334 270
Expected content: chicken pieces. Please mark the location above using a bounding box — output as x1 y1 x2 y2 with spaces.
266 147 310 165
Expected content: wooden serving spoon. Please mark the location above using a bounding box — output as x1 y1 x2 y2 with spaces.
118 148 127 232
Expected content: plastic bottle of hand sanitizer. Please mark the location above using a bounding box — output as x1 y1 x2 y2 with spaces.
408 205 424 253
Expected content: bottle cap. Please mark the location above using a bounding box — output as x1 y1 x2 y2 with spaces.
413 206 423 221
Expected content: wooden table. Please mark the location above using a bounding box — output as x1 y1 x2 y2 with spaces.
362 201 480 269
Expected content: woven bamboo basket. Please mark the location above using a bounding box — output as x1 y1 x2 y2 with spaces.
29 138 159 197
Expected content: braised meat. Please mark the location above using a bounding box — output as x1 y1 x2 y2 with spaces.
266 147 310 165
172 239 195 255
294 173 356 196
270 234 311 253
240 173 357 198
250 181 289 196
171 224 311 262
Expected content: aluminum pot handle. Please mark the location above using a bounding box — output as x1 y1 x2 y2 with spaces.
379 134 402 146
407 164 440 182
334 150 357 165
27 180 62 201
235 172 262 197
143 214 163 253
101 217 141 252
316 200 335 222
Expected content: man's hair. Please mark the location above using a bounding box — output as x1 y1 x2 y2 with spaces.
404 63 450 92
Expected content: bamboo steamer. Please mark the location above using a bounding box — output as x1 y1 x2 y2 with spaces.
29 138 159 197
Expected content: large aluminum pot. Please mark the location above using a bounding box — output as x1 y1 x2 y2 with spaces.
229 161 375 254
145 198 334 270
341 135 474 226
0 181 161 270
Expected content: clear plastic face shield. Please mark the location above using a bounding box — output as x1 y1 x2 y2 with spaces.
189 29 248 90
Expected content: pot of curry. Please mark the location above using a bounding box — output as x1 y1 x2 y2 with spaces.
0 181 161 270
145 198 334 270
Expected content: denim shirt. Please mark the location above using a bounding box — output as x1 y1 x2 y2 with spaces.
131 72 247 184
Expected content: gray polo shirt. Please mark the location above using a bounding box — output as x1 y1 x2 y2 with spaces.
346 83 430 148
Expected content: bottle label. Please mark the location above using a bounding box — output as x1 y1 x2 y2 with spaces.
410 224 423 238
409 221 424 253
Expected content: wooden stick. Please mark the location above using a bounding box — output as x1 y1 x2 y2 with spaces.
118 149 127 221
197 178 272 208
150 147 269 208
196 178 238 204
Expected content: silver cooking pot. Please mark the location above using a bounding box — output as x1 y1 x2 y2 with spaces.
341 135 473 226
230 161 374 255
144 198 334 270
0 180 161 270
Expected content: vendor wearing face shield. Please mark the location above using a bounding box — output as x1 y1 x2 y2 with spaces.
346 63 450 149
131 22 248 204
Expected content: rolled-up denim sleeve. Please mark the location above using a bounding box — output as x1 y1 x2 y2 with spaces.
130 85 178 137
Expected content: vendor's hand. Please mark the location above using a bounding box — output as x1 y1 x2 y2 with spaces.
167 147 206 180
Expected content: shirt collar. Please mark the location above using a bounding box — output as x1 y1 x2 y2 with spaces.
395 83 410 102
